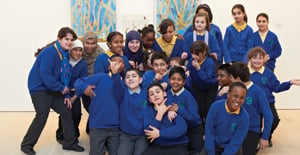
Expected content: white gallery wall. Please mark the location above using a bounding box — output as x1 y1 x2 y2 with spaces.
0 0 299 111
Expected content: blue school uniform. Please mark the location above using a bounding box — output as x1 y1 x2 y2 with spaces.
142 70 169 90
215 87 228 101
253 31 282 70
152 38 185 60
70 59 88 95
224 24 254 62
205 100 249 155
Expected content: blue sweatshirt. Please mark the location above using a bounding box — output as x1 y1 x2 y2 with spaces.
112 74 148 136
69 59 88 97
253 30 282 70
186 57 218 90
143 105 188 146
142 70 169 90
166 88 202 127
74 73 119 129
215 87 228 101
250 67 291 104
184 24 231 63
94 52 130 74
183 31 221 61
28 45 65 94
243 83 273 140
205 100 249 155
152 39 185 60
224 25 254 62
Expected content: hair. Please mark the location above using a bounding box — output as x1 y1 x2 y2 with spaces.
141 24 155 38
168 66 186 81
125 68 142 77
230 62 250 82
158 19 175 34
190 40 209 56
256 13 269 21
217 63 232 75
34 27 77 57
147 82 164 97
195 3 213 23
228 81 247 93
192 12 210 31
169 57 184 66
107 31 123 43
150 51 168 65
247 47 266 60
232 4 248 23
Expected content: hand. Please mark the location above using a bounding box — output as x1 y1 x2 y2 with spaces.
155 98 171 121
69 95 77 104
177 35 184 40
128 60 136 68
84 85 96 98
168 111 177 122
181 52 188 60
192 60 201 70
108 59 122 74
169 103 179 112
290 79 300 86
144 125 160 142
64 98 72 109
160 82 168 90
62 87 69 95
259 138 269 149
218 86 229 96
154 73 163 81
210 52 218 60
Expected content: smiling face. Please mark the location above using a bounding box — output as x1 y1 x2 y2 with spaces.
249 53 264 70
107 34 124 55
227 86 247 112
256 16 269 32
83 38 97 55
152 59 168 75
125 70 142 92
217 69 231 87
70 47 83 61
128 39 141 53
232 8 245 23
169 73 185 93
148 85 166 105
142 32 155 49
58 33 74 50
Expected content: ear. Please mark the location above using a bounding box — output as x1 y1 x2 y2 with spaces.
106 42 111 48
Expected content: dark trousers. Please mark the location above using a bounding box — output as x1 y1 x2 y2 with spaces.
242 131 260 155
192 85 218 125
269 103 280 140
142 144 188 155
21 91 77 149
82 95 91 133
56 91 82 141
187 125 204 155
200 146 242 155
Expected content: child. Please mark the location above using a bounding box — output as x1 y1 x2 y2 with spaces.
141 24 156 52
215 64 232 101
203 82 249 155
253 13 282 71
124 30 144 70
230 62 273 155
186 40 218 123
183 12 221 63
224 4 254 62
142 52 169 90
247 47 300 146
184 4 230 64
94 31 130 74
169 57 185 69
111 67 149 155
56 39 88 144
74 55 125 155
153 19 187 60
167 66 204 154
142 83 188 155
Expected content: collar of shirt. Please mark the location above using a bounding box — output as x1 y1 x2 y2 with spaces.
171 87 185 96
105 50 115 57
246 81 253 90
225 100 240 114
232 22 247 32
248 63 265 74
258 30 268 43
128 87 141 95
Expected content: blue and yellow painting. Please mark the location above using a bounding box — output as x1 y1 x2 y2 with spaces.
71 0 116 38
156 0 201 35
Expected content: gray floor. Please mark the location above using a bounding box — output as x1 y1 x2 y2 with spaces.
1 110 300 155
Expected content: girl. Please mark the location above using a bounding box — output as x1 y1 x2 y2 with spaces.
142 83 188 155
248 47 300 147
141 24 156 52
184 4 230 64
21 27 84 154
153 19 187 60
186 40 218 125
124 30 144 70
94 31 130 74
215 63 232 101
183 12 221 63
224 4 254 62
56 40 88 144
253 13 282 71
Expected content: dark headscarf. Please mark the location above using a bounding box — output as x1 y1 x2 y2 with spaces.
123 30 144 64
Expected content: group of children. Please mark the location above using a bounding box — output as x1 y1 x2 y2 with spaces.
21 3 300 155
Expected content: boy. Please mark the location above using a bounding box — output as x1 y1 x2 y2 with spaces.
74 55 125 155
203 82 249 155
215 64 232 101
